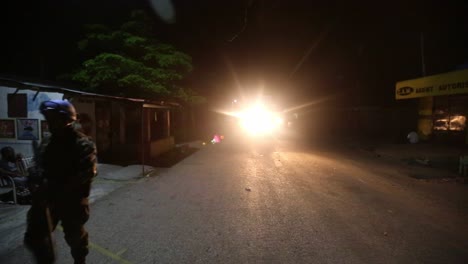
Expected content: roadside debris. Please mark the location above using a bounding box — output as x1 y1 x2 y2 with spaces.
415 158 431 166
245 187 251 191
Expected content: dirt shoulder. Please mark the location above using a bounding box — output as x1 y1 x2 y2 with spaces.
337 143 468 219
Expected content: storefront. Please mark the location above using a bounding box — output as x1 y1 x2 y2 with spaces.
395 69 468 145
0 77 181 165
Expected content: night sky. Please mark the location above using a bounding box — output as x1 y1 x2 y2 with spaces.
1 0 468 110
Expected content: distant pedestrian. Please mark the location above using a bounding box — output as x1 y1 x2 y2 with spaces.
407 131 419 144
24 100 97 264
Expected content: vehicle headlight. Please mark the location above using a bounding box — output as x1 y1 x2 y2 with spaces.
239 105 283 135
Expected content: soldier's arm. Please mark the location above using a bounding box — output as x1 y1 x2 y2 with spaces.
34 137 50 172
74 138 98 185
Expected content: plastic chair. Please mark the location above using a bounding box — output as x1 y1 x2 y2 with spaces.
0 175 18 204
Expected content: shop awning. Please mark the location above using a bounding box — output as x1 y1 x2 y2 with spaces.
395 69 468 100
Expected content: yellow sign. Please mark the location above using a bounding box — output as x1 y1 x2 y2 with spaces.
395 69 468 99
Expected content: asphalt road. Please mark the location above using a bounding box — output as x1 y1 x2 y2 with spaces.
2 137 468 263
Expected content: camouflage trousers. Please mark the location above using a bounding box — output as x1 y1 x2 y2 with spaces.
24 196 90 264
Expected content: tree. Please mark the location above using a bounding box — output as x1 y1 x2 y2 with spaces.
69 10 203 103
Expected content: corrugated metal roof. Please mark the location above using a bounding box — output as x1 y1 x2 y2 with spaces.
0 76 181 108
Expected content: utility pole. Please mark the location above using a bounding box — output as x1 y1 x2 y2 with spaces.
420 32 426 76
417 31 433 141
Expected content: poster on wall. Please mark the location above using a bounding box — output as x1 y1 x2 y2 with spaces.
41 120 51 139
16 119 39 140
0 119 16 139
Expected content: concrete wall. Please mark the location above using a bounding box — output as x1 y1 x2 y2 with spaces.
0 86 63 157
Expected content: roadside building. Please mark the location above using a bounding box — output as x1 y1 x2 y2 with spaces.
395 69 468 145
0 76 182 165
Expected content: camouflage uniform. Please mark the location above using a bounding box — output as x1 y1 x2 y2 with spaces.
24 126 97 264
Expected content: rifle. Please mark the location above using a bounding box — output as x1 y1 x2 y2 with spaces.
25 140 56 262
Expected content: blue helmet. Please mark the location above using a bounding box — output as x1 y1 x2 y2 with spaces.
39 100 77 121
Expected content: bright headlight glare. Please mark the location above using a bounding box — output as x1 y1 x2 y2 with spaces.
238 105 281 134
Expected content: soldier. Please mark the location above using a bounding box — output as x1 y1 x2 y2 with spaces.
24 100 97 264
